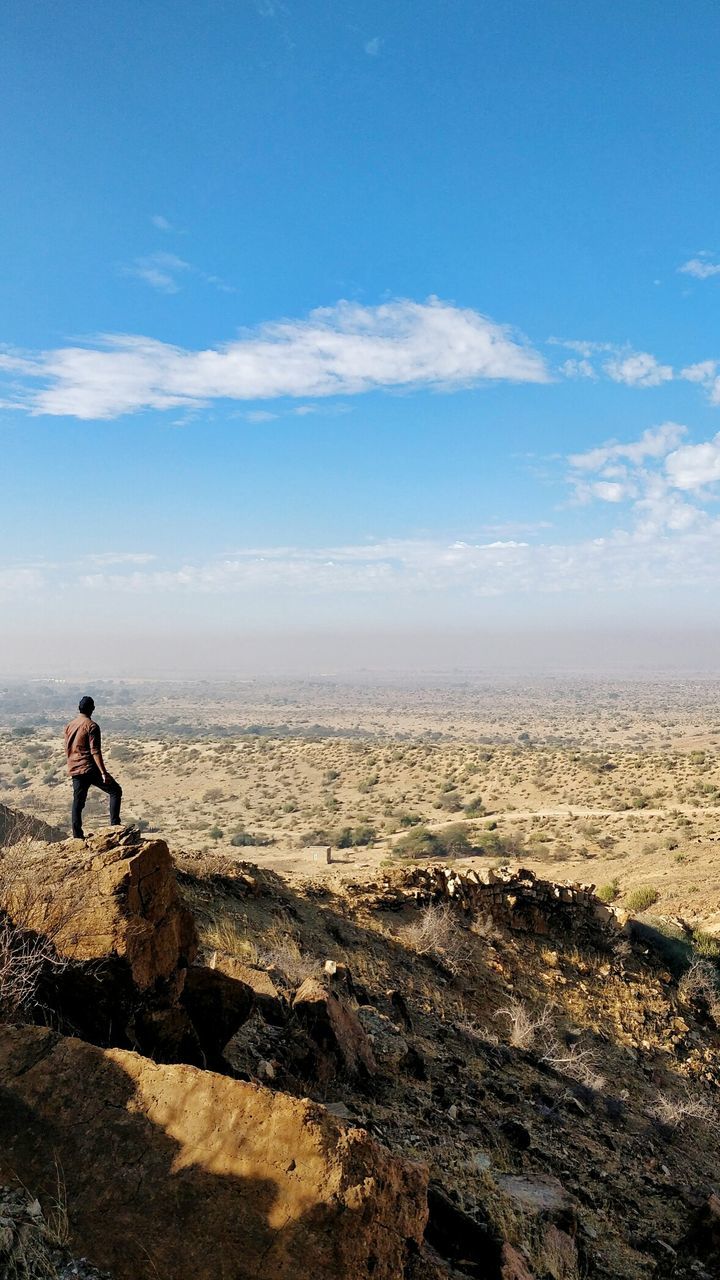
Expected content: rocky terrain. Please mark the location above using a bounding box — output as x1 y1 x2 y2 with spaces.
1 820 720 1278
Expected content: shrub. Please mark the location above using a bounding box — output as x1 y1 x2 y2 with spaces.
393 823 471 860
495 999 553 1051
597 879 620 903
437 791 463 812
648 1090 717 1132
230 830 272 847
437 823 472 856
402 903 472 976
692 929 720 960
357 773 379 793
208 827 224 841
335 823 376 848
299 828 331 847
393 826 441 859
464 796 486 817
397 812 423 828
625 886 659 913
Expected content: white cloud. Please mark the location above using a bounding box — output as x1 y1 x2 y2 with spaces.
151 214 177 233
364 37 381 55
665 435 720 490
7 523 720 604
681 360 717 384
3 298 550 420
560 358 597 380
679 255 720 280
604 351 673 388
568 423 686 471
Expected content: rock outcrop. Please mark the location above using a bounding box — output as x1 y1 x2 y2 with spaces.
0 828 201 1056
0 1024 428 1280
366 862 625 945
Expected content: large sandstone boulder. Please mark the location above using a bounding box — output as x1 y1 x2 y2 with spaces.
0 828 198 1056
0 1025 428 1280
0 827 197 988
293 976 377 1078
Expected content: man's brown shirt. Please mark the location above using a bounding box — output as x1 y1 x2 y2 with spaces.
65 714 101 777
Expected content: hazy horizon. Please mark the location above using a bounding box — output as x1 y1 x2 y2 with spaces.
2 624 720 681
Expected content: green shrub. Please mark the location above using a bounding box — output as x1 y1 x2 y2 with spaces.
208 827 224 841
393 823 471 860
393 827 442 859
299 828 331 847
464 796 486 817
357 773 379 793
335 823 376 848
437 791 463 812
597 879 620 903
397 812 423 828
230 830 272 847
692 930 720 960
625 886 659 913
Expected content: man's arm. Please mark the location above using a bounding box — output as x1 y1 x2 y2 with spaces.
89 723 108 783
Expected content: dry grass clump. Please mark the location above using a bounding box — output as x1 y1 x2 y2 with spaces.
624 886 659 913
597 879 620 903
256 928 324 990
200 913 259 962
402 902 474 976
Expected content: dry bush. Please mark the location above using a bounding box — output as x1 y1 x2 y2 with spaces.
256 926 323 990
0 846 80 1024
402 902 473 976
495 999 554 1050
0 915 59 1022
648 1089 718 1132
495 999 605 1089
679 958 720 1019
539 1038 606 1091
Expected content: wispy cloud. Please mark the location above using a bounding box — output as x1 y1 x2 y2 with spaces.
364 37 382 56
122 252 234 296
84 552 157 566
151 214 183 234
123 253 191 294
1 298 549 420
679 253 720 280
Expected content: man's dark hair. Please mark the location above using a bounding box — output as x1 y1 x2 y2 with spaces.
78 695 95 715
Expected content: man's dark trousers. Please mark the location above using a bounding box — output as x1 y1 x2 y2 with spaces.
72 765 122 838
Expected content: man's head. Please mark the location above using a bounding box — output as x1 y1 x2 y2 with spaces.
78 695 95 717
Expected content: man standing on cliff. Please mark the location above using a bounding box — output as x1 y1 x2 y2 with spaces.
64 696 123 839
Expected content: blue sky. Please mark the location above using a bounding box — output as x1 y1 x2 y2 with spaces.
3 0 720 671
